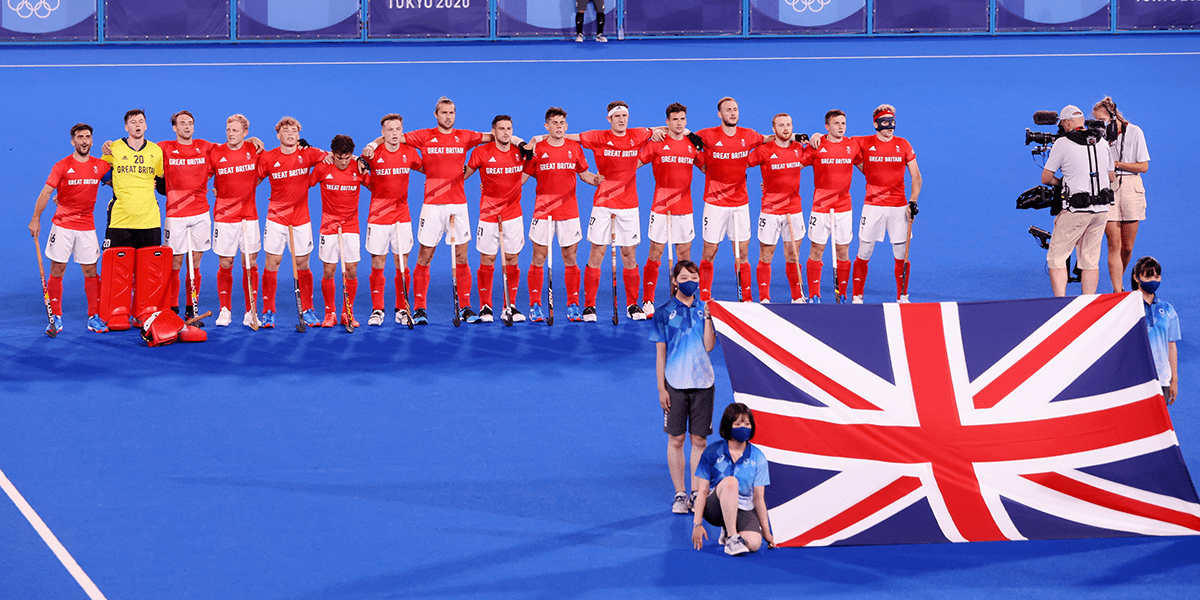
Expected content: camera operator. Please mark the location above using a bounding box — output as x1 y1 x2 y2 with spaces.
1041 105 1115 297
1092 97 1150 293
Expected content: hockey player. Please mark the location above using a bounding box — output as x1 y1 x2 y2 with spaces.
747 113 808 304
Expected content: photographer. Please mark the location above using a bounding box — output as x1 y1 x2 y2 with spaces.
1041 105 1115 297
1093 98 1150 293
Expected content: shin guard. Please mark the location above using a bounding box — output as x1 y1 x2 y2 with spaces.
623 268 640 306
755 262 771 302
642 260 660 303
134 246 172 322
99 247 136 330
583 266 601 307
699 260 714 301
565 265 581 305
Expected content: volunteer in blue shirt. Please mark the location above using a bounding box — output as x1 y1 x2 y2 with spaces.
692 402 774 555
650 260 716 515
1132 256 1180 404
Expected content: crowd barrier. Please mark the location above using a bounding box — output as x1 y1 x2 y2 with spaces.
2 0 1197 43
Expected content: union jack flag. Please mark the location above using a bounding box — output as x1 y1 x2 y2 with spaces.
710 293 1200 546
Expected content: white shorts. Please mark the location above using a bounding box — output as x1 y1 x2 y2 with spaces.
264 220 314 256
365 222 414 257
318 232 361 264
165 213 212 254
417 203 472 248
859 205 912 244
586 206 642 247
757 212 806 245
808 210 854 245
45 225 100 265
529 217 583 247
477 216 526 256
212 220 262 258
702 204 752 244
647 211 696 245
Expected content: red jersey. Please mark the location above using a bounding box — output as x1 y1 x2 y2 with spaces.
807 136 862 213
365 144 422 225
258 146 325 227
523 140 588 221
45 155 110 231
159 139 215 218
638 138 703 215
405 128 484 205
579 128 652 210
747 141 807 215
209 142 260 223
468 142 525 223
697 126 765 207
857 135 916 207
310 162 363 235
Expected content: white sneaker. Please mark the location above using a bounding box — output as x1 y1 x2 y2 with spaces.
760 298 770 304
595 34 607 42
242 311 257 327
642 300 655 318
368 309 385 326
724 534 750 556
852 295 864 304
671 492 689 514
395 309 410 325
574 33 584 42
792 297 806 304
215 308 232 327
898 294 910 304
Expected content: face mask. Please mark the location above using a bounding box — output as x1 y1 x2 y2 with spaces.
1140 280 1161 294
730 426 752 442
874 117 895 132
678 280 699 297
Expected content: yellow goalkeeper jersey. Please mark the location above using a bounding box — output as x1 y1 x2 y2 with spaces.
104 138 164 229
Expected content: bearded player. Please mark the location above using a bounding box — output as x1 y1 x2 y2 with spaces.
636 102 704 317
29 123 112 334
362 114 423 327
805 109 861 304
747 113 808 304
465 115 529 324
310 135 364 328
210 114 263 327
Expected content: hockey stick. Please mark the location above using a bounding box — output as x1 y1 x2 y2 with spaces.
184 310 212 326
900 210 914 301
666 211 675 297
395 223 413 330
337 224 354 333
242 221 259 330
287 225 306 333
186 231 201 319
546 217 555 327
786 213 805 301
497 217 513 327
34 233 56 338
731 211 743 302
449 213 461 327
610 214 619 326
830 209 841 303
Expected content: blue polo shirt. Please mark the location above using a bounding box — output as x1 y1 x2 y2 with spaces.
696 439 770 511
1144 297 1181 386
649 296 715 390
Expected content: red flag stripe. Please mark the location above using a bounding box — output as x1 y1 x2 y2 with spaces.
784 476 923 547
1023 471 1200 533
973 294 1126 409
711 302 883 411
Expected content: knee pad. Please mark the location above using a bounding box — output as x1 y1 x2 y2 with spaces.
857 240 876 261
99 247 136 331
892 242 909 260
134 246 172 321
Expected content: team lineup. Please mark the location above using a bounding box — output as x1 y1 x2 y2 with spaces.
29 96 922 340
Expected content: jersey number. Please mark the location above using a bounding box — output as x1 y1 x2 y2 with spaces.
133 155 144 164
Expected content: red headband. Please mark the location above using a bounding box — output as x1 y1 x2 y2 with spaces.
875 111 895 121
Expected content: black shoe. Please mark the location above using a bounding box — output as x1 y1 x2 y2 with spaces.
478 305 494 323
461 307 481 324
184 306 205 327
413 308 428 325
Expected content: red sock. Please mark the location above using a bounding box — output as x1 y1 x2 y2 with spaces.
84 275 101 316
505 265 520 307
642 260 660 304
185 272 202 309
837 261 851 298
528 264 544 303
169 268 181 309
298 269 314 311
477 264 495 308
456 263 472 308
565 265 581 305
756 262 771 301
414 264 430 309
263 269 278 312
344 277 357 315
243 266 259 312
322 277 336 314
853 258 869 297
623 267 640 306
584 266 601 307
806 260 822 298
47 275 63 316
895 259 910 297
369 268 385 311
394 272 408 311
699 260 714 301
217 266 233 311
738 262 753 301
785 262 802 301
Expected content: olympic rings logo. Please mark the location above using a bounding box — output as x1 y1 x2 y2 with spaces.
7 0 59 19
786 0 831 13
